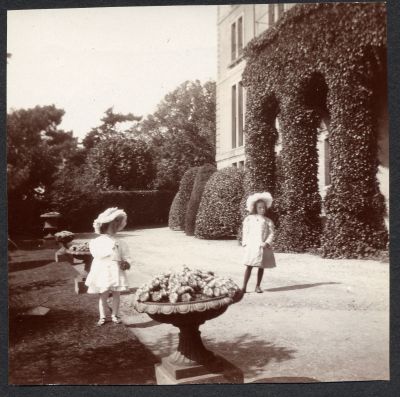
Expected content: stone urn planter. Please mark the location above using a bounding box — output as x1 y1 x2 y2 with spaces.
40 212 61 248
67 242 93 294
134 293 243 384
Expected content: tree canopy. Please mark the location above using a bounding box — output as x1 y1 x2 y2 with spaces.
7 105 77 199
134 80 216 190
82 107 142 150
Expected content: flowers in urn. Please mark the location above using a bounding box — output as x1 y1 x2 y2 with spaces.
68 241 91 255
54 231 75 249
135 266 241 304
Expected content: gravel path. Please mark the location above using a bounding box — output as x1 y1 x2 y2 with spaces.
9 226 388 384
116 227 389 383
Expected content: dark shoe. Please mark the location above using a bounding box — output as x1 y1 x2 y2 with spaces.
255 286 263 293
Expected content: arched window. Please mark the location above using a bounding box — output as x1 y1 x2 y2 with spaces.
275 117 282 155
317 120 331 200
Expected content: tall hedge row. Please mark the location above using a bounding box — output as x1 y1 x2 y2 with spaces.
57 190 175 232
185 164 216 236
195 167 244 239
168 191 182 231
242 3 388 257
167 166 200 231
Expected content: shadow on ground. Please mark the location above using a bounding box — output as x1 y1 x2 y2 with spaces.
9 306 159 385
9 260 159 385
9 259 55 273
265 282 339 292
208 333 296 379
250 376 319 383
146 331 296 381
10 278 68 295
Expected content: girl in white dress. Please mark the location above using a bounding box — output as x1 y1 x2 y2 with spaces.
241 192 276 293
85 208 132 326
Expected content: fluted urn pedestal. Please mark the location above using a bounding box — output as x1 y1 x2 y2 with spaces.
67 252 93 294
134 294 243 384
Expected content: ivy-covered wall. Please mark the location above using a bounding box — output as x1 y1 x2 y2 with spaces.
242 3 388 258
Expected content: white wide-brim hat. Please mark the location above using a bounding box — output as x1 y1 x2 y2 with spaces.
246 192 273 213
93 207 127 234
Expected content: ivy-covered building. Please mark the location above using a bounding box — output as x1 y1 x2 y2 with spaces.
216 3 389 258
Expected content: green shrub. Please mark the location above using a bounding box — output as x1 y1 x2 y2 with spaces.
195 167 244 239
185 164 216 236
167 166 199 231
54 190 174 232
242 3 388 257
87 136 155 190
168 191 182 231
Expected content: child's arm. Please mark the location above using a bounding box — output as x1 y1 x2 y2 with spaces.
264 218 275 247
119 240 133 266
242 216 249 247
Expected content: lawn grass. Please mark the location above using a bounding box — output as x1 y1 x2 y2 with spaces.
8 255 158 385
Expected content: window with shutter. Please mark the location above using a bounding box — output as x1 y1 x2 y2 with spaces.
324 138 331 186
238 16 243 56
231 22 237 61
238 82 244 147
278 4 284 19
232 84 237 148
268 4 275 27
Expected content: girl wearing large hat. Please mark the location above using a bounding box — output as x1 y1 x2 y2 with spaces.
241 192 276 293
85 207 132 326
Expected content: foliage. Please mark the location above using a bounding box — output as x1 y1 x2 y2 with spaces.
168 191 183 231
167 167 199 231
195 167 245 239
82 107 141 150
178 167 200 230
7 105 79 237
242 3 388 257
7 105 77 198
49 161 99 232
52 190 174 232
184 164 216 236
86 136 155 190
134 80 216 190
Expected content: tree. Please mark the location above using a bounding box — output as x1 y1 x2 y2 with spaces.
7 105 78 237
86 136 155 190
133 80 216 190
82 107 142 150
7 105 78 199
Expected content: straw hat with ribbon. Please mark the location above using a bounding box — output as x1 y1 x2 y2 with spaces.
93 207 127 234
245 192 273 213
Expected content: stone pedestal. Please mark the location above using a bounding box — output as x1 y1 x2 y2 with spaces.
55 247 74 264
74 277 88 294
135 293 244 385
69 253 92 294
155 355 243 384
40 212 61 248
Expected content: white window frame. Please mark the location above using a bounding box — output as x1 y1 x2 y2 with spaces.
231 80 246 149
230 13 244 62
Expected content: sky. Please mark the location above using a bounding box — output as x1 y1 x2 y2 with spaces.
7 5 217 140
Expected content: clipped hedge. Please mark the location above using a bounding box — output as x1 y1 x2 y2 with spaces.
59 190 175 232
167 166 199 231
195 167 244 239
242 3 388 257
185 164 216 236
168 191 183 231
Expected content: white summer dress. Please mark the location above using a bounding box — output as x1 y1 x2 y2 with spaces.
85 234 131 294
242 214 276 268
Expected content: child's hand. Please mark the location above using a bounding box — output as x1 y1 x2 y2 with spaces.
119 260 130 271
